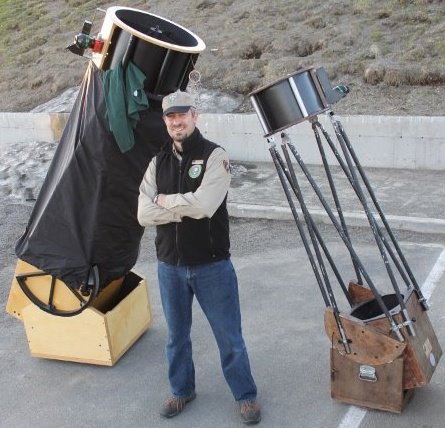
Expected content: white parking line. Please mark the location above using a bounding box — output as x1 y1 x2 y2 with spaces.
421 248 445 301
337 406 367 428
336 246 445 428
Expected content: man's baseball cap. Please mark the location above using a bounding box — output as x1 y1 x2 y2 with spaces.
162 91 196 116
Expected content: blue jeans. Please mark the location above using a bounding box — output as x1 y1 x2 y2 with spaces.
157 258 257 401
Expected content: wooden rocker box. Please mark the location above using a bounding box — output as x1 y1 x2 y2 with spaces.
325 284 442 413
6 260 153 366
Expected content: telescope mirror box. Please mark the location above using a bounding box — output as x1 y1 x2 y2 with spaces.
325 286 442 413
6 260 152 366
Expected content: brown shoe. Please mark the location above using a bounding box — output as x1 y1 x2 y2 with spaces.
160 391 196 418
240 399 261 425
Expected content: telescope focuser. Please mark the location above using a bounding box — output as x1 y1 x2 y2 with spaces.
66 19 104 57
315 67 349 105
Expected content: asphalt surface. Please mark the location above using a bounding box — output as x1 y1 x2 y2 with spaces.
1 162 445 428
228 161 445 234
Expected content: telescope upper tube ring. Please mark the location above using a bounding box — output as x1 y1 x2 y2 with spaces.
249 67 343 137
106 6 206 54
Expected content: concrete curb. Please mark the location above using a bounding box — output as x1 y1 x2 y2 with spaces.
228 203 445 235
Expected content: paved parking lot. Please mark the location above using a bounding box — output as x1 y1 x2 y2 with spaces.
1 193 444 427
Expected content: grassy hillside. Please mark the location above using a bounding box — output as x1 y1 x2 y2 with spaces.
0 0 444 114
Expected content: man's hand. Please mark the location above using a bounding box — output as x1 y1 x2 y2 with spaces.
154 193 167 208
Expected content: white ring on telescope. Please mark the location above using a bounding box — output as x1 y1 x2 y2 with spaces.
106 6 206 54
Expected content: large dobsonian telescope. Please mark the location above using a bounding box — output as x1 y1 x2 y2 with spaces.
249 67 442 412
6 6 205 365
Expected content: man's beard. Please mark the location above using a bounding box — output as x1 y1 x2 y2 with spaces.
172 129 187 143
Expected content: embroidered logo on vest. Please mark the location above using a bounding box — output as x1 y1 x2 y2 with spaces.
188 164 202 179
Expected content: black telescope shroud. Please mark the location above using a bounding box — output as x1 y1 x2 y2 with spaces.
15 62 168 291
14 6 206 315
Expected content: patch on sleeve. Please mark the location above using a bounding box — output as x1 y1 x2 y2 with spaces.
223 160 230 173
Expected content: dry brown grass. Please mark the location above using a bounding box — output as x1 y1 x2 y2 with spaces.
0 0 444 115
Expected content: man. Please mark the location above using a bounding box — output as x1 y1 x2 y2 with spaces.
138 90 261 425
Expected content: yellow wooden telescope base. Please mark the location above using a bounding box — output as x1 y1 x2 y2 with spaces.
6 259 153 366
325 282 442 413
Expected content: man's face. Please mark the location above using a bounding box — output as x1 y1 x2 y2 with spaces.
163 109 198 143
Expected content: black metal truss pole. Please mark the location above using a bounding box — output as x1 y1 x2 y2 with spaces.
267 138 331 308
278 139 351 352
276 141 352 305
328 119 416 336
315 120 411 288
334 117 428 310
282 132 405 341
312 121 363 285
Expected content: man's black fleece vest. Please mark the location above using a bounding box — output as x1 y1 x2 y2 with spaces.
155 128 230 266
